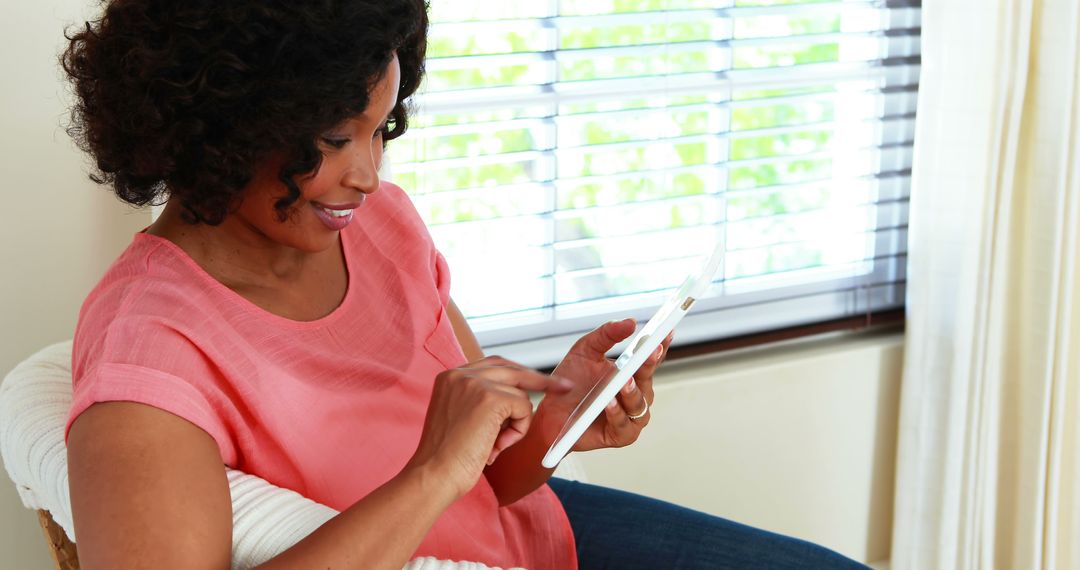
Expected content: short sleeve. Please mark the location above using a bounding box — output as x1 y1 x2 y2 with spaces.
67 315 239 466
434 249 452 307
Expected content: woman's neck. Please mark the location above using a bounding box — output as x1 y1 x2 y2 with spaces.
146 201 320 288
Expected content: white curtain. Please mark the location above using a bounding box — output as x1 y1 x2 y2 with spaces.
892 0 1080 568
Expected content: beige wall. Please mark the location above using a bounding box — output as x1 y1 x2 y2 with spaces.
1 1 150 567
578 331 904 565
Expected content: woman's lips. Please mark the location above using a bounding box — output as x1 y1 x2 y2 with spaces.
310 198 363 231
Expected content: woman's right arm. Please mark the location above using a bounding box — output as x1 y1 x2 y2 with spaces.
67 358 568 570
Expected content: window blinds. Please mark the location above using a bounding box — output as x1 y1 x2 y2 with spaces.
394 0 920 367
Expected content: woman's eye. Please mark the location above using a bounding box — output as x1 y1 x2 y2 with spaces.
320 137 350 149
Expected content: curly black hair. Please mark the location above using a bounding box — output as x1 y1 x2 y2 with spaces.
62 0 428 225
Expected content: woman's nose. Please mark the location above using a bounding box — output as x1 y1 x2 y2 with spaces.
341 151 380 194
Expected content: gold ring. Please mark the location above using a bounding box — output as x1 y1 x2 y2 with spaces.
628 399 649 421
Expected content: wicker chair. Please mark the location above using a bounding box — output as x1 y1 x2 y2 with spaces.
38 510 79 570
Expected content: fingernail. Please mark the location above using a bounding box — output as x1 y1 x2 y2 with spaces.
557 377 576 390
624 379 636 393
607 398 618 410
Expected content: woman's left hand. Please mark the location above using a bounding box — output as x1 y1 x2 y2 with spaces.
536 318 672 453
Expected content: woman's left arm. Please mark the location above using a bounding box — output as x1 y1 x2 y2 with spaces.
447 298 484 362
447 303 669 506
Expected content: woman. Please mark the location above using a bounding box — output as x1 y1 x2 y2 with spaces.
62 1 867 568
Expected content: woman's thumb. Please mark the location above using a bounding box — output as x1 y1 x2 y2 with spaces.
580 317 636 354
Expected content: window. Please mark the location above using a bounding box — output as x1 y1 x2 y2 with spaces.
393 0 920 367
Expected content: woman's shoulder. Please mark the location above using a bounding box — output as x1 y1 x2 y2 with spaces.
74 234 224 370
78 233 214 326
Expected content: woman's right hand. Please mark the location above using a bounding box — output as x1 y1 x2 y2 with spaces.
406 356 574 499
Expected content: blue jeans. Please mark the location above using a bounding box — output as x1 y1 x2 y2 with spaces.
547 478 869 569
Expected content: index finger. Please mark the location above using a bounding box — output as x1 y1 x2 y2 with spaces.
462 363 574 393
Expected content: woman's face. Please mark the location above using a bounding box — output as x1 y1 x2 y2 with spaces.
234 55 402 253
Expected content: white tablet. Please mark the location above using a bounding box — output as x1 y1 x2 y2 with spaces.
541 241 724 469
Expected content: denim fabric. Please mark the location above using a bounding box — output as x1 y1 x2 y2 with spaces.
547 478 870 570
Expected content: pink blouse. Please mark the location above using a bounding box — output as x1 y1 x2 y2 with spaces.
66 182 576 569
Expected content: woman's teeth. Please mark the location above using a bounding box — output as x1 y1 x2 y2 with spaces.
320 207 352 217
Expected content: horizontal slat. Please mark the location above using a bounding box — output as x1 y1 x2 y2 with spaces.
546 176 910 220
553 250 906 306
722 2 904 18
551 194 908 246
425 23 919 63
396 116 914 171
553 222 909 278
414 60 920 114
399 158 910 205
427 2 914 30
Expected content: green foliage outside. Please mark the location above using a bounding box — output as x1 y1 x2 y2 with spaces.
734 86 832 101
556 199 708 241
562 95 706 115
394 129 536 164
560 0 715 16
560 50 711 82
427 64 537 91
561 21 710 50
735 14 840 38
734 42 839 69
419 191 545 225
727 184 831 221
575 140 707 177
731 99 834 130
729 157 832 189
395 161 534 194
729 245 825 279
734 0 834 7
428 31 543 58
413 108 550 129
731 130 831 161
558 171 707 210
573 108 710 146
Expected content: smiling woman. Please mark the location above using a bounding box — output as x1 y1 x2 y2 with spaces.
57 1 869 569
